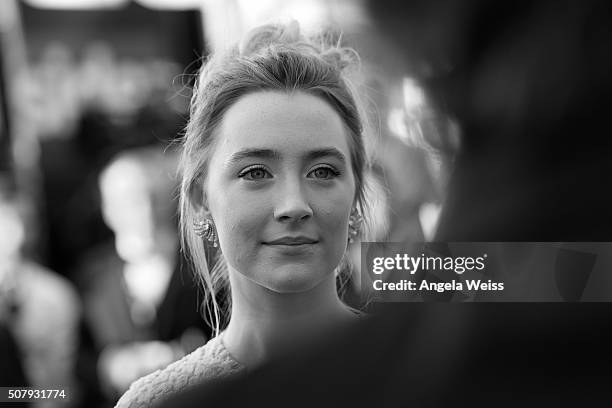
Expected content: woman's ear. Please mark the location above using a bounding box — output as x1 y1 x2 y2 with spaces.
188 178 209 215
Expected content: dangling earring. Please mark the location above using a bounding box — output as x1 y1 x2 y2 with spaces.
193 218 218 247
348 208 363 244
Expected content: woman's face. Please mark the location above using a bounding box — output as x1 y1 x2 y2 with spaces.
203 91 356 293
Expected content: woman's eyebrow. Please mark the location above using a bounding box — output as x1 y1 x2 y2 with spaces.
226 147 347 165
226 148 281 165
305 148 347 165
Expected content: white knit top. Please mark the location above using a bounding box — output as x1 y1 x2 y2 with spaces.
114 334 245 408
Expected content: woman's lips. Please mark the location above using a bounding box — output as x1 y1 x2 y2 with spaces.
263 237 319 254
265 236 318 245
263 242 317 255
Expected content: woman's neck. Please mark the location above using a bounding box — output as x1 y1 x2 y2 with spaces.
222 270 356 368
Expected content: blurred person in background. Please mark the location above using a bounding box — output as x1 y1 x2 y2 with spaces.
35 41 187 277
74 146 209 407
366 0 612 241
0 191 80 408
364 75 434 243
115 20 373 408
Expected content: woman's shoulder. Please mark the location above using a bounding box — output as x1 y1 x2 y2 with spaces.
114 334 244 408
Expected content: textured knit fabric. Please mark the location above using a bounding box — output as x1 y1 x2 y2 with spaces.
114 334 245 408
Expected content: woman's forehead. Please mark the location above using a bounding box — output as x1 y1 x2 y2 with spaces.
215 91 352 159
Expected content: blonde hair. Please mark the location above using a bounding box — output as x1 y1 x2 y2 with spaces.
178 22 371 335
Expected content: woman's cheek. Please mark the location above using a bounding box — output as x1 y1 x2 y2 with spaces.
318 193 352 225
224 201 265 243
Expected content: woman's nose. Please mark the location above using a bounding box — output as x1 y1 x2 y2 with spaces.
273 181 313 223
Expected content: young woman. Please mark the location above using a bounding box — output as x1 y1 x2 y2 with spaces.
116 21 371 408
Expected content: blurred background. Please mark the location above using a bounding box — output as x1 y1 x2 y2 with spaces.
1 0 610 407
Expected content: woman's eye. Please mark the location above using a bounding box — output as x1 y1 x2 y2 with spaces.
239 167 272 180
308 166 339 180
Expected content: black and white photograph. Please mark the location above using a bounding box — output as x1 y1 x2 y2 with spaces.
1 0 611 407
